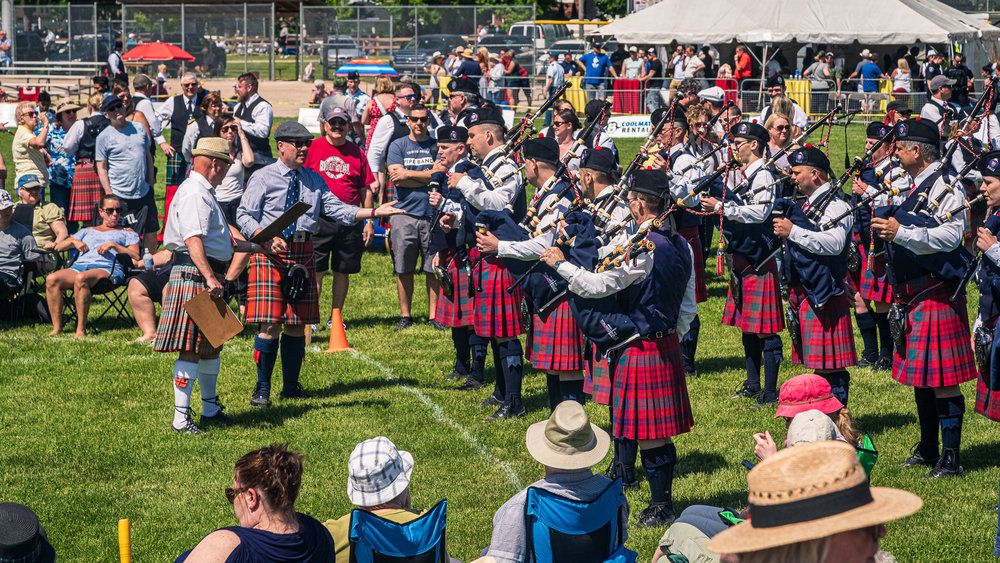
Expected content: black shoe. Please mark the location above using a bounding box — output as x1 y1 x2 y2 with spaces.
485 401 526 421
622 476 640 491
635 502 676 528
749 392 778 409
874 355 893 372
457 377 485 390
605 460 621 480
925 449 964 478
478 395 502 409
199 410 231 427
902 444 940 468
427 319 447 331
730 383 761 400
445 369 466 381
280 383 312 399
172 408 203 435
250 383 270 408
394 317 414 332
685 367 699 378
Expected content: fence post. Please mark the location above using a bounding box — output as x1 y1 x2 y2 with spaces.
92 2 97 64
67 5 72 62
297 2 303 81
243 2 248 74
269 2 274 80
180 2 185 69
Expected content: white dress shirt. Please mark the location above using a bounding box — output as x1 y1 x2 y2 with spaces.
163 171 234 261
181 116 215 162
892 162 966 254
498 186 570 260
788 183 853 255
722 158 776 223
156 94 199 130
366 108 406 174
133 94 166 145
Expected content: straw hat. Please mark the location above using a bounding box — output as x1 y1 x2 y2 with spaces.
707 441 922 554
191 137 234 165
462 48 474 58
525 401 610 470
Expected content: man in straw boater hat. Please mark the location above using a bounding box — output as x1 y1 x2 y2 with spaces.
479 401 630 562
707 441 922 562
154 137 271 435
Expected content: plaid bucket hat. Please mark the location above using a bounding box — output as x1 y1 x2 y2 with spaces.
347 436 414 507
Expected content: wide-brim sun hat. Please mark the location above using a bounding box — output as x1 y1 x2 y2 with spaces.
707 441 922 554
347 436 414 507
525 401 610 471
191 137 235 165
774 373 844 419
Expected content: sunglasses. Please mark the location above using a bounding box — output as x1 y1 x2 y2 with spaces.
327 119 348 127
22 111 37 117
221 126 238 133
552 120 568 126
182 83 198 88
774 125 790 131
284 140 311 148
397 94 419 101
407 115 429 123
225 486 249 504
102 207 121 214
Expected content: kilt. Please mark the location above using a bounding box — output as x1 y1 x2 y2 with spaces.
788 285 857 369
860 251 893 303
166 152 187 187
246 240 320 326
891 276 977 388
470 247 524 338
152 264 223 355
975 315 1000 422
585 343 613 405
845 236 865 295
434 248 473 328
611 334 694 440
528 297 585 371
722 253 784 334
679 226 707 303
68 162 102 223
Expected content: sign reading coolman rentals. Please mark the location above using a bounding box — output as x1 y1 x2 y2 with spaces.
605 115 653 138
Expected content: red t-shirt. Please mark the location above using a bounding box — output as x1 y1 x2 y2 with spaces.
304 137 374 206
735 52 752 81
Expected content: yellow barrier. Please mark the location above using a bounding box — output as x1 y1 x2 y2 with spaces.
785 79 811 118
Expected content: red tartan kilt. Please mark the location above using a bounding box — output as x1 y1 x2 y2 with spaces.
470 248 524 338
679 226 707 303
860 252 893 303
788 285 857 369
976 316 1000 421
434 248 473 327
722 253 784 334
152 265 224 355
891 278 977 388
246 240 320 325
528 297 585 371
585 343 613 405
845 237 865 295
611 334 694 440
68 162 102 222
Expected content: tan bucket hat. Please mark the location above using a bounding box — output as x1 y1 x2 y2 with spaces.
191 137 234 165
525 401 610 471
707 441 922 555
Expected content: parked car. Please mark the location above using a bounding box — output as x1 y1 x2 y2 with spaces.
391 33 466 74
322 35 364 71
534 38 588 74
507 21 571 50
14 32 46 62
477 34 535 70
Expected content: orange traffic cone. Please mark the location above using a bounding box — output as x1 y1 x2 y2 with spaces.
325 308 354 353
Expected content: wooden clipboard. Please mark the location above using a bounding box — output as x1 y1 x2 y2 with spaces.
183 291 244 349
250 201 313 244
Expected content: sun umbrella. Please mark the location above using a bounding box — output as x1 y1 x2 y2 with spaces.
334 58 399 77
122 41 195 62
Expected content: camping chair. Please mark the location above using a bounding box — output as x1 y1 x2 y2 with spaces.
85 252 137 331
0 259 45 323
523 478 637 563
348 499 448 563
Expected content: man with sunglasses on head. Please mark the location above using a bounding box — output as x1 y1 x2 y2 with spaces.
305 106 378 322
367 83 420 200
238 122 404 409
95 95 159 254
156 72 205 187
233 71 274 179
386 104 445 331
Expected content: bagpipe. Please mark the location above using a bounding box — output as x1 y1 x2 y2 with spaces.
970 212 1000 388
946 74 999 141
704 100 736 134
831 123 897 193
428 159 481 297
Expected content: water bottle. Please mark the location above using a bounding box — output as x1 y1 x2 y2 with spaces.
143 248 154 270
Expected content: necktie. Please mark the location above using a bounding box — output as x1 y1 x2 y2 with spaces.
282 170 300 239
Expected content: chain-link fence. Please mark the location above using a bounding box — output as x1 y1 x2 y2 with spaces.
12 3 115 63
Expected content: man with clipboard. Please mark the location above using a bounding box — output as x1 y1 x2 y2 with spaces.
237 122 404 408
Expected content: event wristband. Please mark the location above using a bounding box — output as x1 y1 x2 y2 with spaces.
371 208 376 219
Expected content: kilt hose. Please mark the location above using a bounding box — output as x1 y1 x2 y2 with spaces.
722 253 785 334
860 251 894 303
166 153 187 187
845 236 865 296
152 264 223 356
246 240 320 326
68 161 102 223
892 276 977 388
585 343 613 405
976 315 1000 422
434 248 473 328
788 285 857 369
528 296 585 371
610 334 694 440
679 226 707 303
470 247 524 339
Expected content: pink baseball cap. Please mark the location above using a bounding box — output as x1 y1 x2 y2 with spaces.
775 374 845 419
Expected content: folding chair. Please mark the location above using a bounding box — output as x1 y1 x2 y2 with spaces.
86 253 138 332
524 478 637 563
348 499 448 563
0 260 44 324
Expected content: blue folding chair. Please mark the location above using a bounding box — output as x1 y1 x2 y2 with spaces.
524 477 637 563
348 499 448 563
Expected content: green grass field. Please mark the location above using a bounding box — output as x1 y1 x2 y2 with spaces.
2 121 999 561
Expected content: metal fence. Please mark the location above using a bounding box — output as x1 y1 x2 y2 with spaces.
12 3 116 63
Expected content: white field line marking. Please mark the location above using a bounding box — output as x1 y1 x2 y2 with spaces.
349 349 522 491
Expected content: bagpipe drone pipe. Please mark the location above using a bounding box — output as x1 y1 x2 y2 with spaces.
770 196 850 310
974 212 1000 391
872 200 974 290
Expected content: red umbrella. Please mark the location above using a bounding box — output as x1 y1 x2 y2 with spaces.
121 41 195 62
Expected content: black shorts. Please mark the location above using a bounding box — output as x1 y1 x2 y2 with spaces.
312 216 365 274
119 190 160 235
131 264 172 302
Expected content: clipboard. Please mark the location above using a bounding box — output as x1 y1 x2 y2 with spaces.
183 291 244 349
250 201 313 244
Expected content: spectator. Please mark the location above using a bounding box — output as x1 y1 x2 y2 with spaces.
669 45 688 97
321 78 366 146
176 444 334 561
733 45 752 86
427 52 447 106
111 83 154 149
642 48 665 112
107 39 126 79
715 63 739 105
305 105 376 319
362 76 397 151
0 503 56 562
233 71 274 177
181 91 224 163
452 48 481 79
697 86 725 116
14 174 67 256
544 52 565 100
13 101 50 194
345 70 370 121
849 49 888 96
155 64 169 96
310 79 328 106
609 42 628 69
706 441 922 563
386 103 443 331
549 107 581 170
502 49 530 108
156 72 203 185
758 75 808 130
278 21 289 56
131 74 172 158
46 101 80 221
923 49 944 95
476 47 491 98
891 58 912 93
676 78 701 108
45 193 140 338
322 436 444 563
764 113 793 171
487 53 505 104
0 190 40 296
35 92 55 130
368 83 417 197
803 51 833 114
95 96 158 253
684 45 706 84
699 46 715 78
481 401 626 562
576 42 615 101
621 45 643 79
0 29 11 70
944 53 974 108
127 248 172 342
62 93 109 227
560 52 578 77
92 75 111 100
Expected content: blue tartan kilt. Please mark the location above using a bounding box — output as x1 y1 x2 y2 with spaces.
166 152 187 187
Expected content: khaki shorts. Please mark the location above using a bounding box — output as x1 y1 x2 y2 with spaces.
389 213 434 275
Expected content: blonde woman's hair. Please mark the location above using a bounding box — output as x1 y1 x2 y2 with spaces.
832 407 861 446
771 97 795 122
88 93 104 110
896 58 910 74
764 112 790 131
15 101 37 124
717 63 733 79
373 76 394 95
476 46 489 64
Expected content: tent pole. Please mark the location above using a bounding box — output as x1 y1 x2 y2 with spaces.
758 42 768 114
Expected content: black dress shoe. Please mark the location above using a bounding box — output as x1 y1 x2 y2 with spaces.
874 356 893 372
635 502 676 527
730 383 761 400
478 395 502 409
394 317 414 332
457 377 485 390
902 445 940 468
199 411 231 427
445 369 467 381
427 319 447 331
280 383 312 399
485 401 526 421
749 392 778 409
605 460 621 480
925 448 964 478
250 383 270 408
